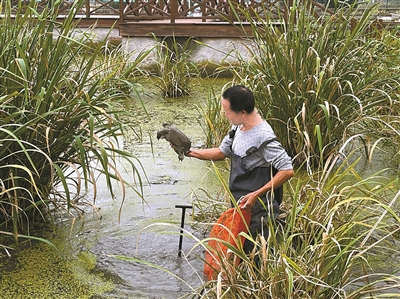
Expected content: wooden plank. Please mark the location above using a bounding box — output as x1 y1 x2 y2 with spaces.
56 17 120 28
119 22 255 37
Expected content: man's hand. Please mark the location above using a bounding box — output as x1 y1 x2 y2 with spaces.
240 192 258 208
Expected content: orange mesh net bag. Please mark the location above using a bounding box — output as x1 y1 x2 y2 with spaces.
204 204 251 281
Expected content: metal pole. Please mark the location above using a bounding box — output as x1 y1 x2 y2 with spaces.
175 204 192 257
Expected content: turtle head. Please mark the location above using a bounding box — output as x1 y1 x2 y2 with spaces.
157 128 169 140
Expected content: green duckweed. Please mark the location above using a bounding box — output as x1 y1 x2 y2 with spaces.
0 240 114 299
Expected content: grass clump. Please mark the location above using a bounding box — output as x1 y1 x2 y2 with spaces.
152 36 200 98
92 40 149 95
195 84 232 148
228 1 400 167
197 152 400 299
0 0 148 250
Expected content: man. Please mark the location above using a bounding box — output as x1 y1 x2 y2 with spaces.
186 85 294 253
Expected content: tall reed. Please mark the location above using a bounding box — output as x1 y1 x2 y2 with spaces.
152 35 200 97
195 84 232 148
197 152 400 298
0 0 148 248
92 40 149 95
228 1 400 167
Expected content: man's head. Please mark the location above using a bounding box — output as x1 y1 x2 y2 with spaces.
221 85 255 125
222 85 255 114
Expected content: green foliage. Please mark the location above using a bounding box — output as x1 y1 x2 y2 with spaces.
229 1 400 167
188 4 400 295
93 41 149 95
152 36 200 98
0 237 114 297
195 84 232 148
0 0 148 246
198 153 400 298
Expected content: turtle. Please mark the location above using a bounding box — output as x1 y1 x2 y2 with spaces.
156 122 191 161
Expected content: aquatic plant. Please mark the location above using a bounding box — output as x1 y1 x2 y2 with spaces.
0 0 148 250
0 236 114 298
194 150 400 298
152 35 200 98
185 3 400 296
195 84 232 148
227 1 400 167
92 40 149 95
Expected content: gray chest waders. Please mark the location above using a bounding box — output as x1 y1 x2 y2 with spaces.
228 127 282 253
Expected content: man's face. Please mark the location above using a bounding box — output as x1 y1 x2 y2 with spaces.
222 98 243 125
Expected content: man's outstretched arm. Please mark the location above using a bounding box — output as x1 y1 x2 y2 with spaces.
186 148 226 161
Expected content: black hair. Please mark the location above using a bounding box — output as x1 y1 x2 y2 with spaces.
222 85 255 114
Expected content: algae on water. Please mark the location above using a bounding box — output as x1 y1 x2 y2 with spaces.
0 239 114 299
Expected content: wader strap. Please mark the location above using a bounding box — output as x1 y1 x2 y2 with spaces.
229 125 238 151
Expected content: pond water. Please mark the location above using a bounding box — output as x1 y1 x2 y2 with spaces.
0 78 399 298
84 82 227 298
0 79 230 299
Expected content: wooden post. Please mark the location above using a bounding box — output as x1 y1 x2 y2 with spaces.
86 0 90 18
119 0 123 23
201 0 206 22
229 0 236 22
170 0 177 23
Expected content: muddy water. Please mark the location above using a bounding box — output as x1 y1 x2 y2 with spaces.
0 79 229 299
87 81 229 298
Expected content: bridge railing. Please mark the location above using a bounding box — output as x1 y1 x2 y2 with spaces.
11 0 398 25
10 0 120 17
9 0 295 21
121 0 290 23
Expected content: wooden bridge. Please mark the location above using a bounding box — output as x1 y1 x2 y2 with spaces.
10 0 400 37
